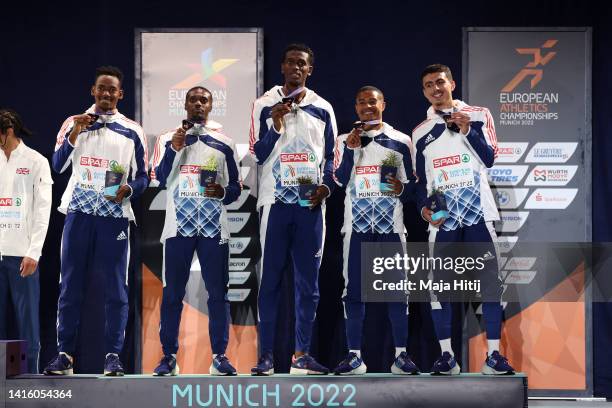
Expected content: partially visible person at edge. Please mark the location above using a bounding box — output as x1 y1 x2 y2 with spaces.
0 109 52 373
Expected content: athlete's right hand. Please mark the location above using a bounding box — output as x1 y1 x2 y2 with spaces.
171 127 186 151
345 128 362 149
68 114 96 144
421 207 445 227
271 103 292 133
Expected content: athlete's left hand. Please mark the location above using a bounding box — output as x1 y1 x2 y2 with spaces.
106 185 131 203
449 112 471 134
386 176 403 196
309 185 329 208
20 257 38 277
205 183 225 199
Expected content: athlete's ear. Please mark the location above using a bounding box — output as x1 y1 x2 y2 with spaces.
450 80 456 92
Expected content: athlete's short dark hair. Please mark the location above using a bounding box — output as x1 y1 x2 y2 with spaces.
282 43 315 65
95 65 124 85
420 64 453 82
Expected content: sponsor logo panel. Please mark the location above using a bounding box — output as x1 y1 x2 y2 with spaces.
524 142 578 163
524 188 578 209
487 166 529 186
524 165 578 186
496 211 530 233
494 188 529 209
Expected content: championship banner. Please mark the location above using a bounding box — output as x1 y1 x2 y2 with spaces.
463 27 592 396
135 29 263 373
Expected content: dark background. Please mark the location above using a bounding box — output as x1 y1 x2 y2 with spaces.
1 0 611 397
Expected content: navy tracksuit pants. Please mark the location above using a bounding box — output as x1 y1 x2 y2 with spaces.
342 232 409 350
429 222 503 341
56 211 130 355
0 256 40 372
159 236 230 356
258 202 324 354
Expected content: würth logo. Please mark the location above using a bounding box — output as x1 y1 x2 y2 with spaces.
501 40 558 92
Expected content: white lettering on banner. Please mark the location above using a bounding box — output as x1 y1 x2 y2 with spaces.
499 93 559 104
279 151 318 186
524 189 578 210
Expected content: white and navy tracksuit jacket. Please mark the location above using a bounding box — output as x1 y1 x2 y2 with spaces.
413 100 503 341
334 123 416 349
249 86 337 354
52 105 148 355
0 141 52 372
153 123 240 355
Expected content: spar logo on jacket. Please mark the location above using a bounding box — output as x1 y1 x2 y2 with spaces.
413 100 499 231
249 86 338 208
52 105 149 221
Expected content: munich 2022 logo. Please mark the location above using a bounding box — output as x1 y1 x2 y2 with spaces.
168 48 239 118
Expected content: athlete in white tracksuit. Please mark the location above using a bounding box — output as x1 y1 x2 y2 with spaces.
414 64 513 375
331 86 420 375
0 109 52 373
249 44 337 375
152 86 241 376
44 66 148 376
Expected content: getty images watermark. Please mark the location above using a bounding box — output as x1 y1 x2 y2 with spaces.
371 252 486 294
360 242 612 303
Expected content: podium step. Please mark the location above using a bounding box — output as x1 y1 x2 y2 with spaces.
3 373 527 408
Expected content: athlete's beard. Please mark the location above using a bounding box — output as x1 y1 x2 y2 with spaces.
189 113 207 124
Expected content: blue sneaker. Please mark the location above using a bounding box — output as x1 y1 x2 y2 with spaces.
210 354 237 376
154 355 179 376
481 351 515 375
251 352 274 376
104 353 125 376
431 351 460 375
290 354 329 375
43 353 74 376
391 352 420 375
333 352 366 375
